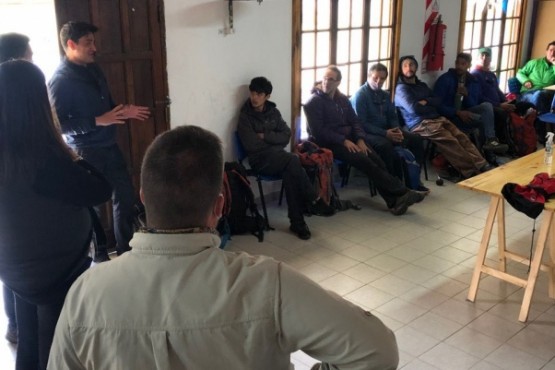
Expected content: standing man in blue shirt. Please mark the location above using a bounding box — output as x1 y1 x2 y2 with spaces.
49 21 150 261
350 63 427 191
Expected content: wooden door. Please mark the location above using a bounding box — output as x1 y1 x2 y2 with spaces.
53 0 169 192
54 0 169 247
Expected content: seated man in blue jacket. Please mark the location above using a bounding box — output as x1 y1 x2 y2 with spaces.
471 47 516 144
237 77 333 240
433 52 508 156
350 63 427 191
304 65 427 216
395 56 490 180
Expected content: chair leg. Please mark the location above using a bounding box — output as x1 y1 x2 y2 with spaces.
341 164 351 187
368 178 377 197
257 178 272 230
423 140 433 181
278 181 285 206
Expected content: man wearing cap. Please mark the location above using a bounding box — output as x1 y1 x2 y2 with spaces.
471 47 516 144
433 52 508 158
394 55 490 179
516 40 555 113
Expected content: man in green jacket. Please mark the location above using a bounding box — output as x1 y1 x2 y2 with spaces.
516 40 555 113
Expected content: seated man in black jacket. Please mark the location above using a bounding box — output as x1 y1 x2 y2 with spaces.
237 77 332 240
304 66 427 216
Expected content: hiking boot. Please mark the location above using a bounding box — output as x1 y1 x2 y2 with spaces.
116 246 132 256
483 138 508 154
416 184 431 194
5 326 17 344
480 163 495 173
310 198 335 216
389 190 427 216
93 250 110 263
290 222 311 240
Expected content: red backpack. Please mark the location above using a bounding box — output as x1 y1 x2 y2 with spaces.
295 141 334 204
509 110 537 157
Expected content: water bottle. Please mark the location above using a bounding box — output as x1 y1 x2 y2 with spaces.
545 132 554 165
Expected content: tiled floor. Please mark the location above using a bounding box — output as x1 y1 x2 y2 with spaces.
225 169 555 370
0 168 554 369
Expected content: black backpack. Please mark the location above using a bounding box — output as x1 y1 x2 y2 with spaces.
217 162 265 246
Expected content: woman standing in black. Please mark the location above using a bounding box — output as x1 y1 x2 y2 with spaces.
0 60 111 370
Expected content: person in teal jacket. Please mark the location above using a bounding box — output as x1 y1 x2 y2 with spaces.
516 40 555 113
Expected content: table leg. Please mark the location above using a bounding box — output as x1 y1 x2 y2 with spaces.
497 200 506 272
548 214 555 299
468 196 500 302
519 210 554 322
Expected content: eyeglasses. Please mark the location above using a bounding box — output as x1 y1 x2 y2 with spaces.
322 76 339 83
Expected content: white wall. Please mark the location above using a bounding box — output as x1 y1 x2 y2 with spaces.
164 0 529 159
399 0 463 86
165 0 291 160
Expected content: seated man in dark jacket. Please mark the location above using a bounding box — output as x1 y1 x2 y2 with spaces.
395 55 490 179
433 52 508 156
350 63 427 191
471 47 516 144
304 66 427 216
237 77 332 240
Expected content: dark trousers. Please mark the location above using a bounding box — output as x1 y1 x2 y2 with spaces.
14 294 65 370
251 151 317 225
365 132 424 180
3 285 16 331
328 144 407 208
78 145 136 253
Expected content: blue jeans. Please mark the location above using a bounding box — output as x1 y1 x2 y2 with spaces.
519 89 555 114
78 145 136 253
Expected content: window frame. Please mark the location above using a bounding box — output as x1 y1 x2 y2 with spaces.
291 0 403 143
458 0 529 91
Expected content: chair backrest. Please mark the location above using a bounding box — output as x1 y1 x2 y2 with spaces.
234 131 248 164
396 107 408 130
507 77 522 95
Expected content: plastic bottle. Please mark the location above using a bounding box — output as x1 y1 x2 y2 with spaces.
545 132 554 165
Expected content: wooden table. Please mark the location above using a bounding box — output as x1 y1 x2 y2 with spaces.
458 149 555 322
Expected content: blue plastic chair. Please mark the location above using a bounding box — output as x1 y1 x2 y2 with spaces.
234 132 284 230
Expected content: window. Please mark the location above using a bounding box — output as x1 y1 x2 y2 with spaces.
292 0 401 140
460 0 528 91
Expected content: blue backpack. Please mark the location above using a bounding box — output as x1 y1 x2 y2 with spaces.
394 147 421 190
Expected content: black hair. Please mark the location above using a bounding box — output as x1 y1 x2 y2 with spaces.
0 33 30 63
547 41 555 50
399 55 418 71
249 77 273 95
141 125 224 229
59 21 98 51
0 60 74 182
456 52 472 64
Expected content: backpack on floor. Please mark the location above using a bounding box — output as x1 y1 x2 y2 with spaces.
296 141 360 212
393 146 421 190
509 109 537 157
217 162 265 248
296 141 334 205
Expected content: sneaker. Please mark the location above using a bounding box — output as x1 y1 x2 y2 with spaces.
310 198 335 216
483 138 508 154
290 222 311 240
5 327 17 344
